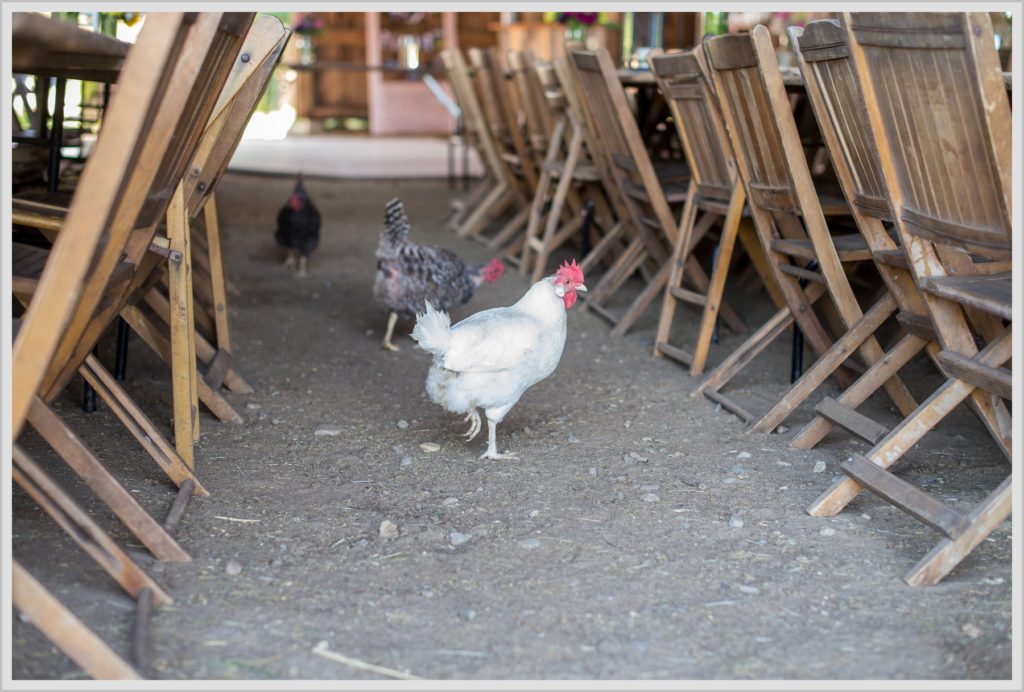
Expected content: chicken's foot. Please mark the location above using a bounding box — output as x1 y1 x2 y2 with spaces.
479 418 517 460
463 410 482 441
381 311 401 351
297 255 309 277
282 250 297 269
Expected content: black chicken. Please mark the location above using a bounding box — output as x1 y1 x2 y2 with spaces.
374 198 504 351
275 174 320 276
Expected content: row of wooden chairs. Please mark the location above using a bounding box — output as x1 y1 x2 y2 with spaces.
441 13 1011 587
11 13 290 678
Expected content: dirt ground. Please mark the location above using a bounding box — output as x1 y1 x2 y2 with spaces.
12 173 1013 681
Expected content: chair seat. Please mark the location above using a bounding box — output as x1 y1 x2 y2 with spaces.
919 272 1011 321
622 177 689 206
771 233 872 263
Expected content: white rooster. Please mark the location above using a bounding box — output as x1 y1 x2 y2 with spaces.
412 260 587 460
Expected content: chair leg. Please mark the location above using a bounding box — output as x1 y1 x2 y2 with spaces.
692 282 828 399
27 396 190 562
789 332 928 449
121 304 244 428
903 476 1012 586
166 185 200 448
79 354 209 496
456 184 512 239
202 194 232 354
690 192 745 375
748 291 900 435
13 445 172 605
807 331 1012 518
12 561 141 680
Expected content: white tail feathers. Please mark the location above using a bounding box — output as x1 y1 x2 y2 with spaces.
411 302 451 356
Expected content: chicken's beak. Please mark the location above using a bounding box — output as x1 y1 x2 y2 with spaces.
575 284 588 293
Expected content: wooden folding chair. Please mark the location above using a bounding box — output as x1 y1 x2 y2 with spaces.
694 28 918 426
440 48 523 241
13 12 252 555
784 19 1012 453
11 12 253 677
515 53 618 282
806 12 1012 586
550 57 632 280
650 49 789 376
464 47 536 249
569 47 744 338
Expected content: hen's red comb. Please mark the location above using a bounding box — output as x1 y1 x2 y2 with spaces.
555 259 584 285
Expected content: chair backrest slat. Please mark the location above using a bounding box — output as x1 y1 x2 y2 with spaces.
650 51 735 203
846 12 1011 255
791 20 891 221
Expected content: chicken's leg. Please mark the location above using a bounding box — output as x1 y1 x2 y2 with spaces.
480 417 517 460
381 312 401 352
463 410 482 441
282 249 297 269
297 254 308 277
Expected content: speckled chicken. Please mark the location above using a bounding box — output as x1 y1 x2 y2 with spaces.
374 198 504 351
275 174 320 276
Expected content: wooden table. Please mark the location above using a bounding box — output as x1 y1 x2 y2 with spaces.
13 14 130 195
12 12 130 83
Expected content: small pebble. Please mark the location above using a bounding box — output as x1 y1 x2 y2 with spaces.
962 623 982 639
642 493 660 503
517 538 542 550
812 460 827 473
271 418 283 425
640 483 659 491
568 433 580 443
728 515 745 529
396 419 409 429
730 465 746 475
379 520 399 539
246 402 261 410
224 560 242 576
458 609 478 622
737 585 760 595
442 497 459 507
529 509 539 517
723 477 738 484
420 442 441 452
315 425 342 437
449 531 471 546
588 467 598 477
736 451 751 459
774 425 789 434
861 513 871 521
400 457 413 466
820 527 836 537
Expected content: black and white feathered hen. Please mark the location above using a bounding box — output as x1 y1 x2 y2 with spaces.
373 198 504 351
275 174 320 276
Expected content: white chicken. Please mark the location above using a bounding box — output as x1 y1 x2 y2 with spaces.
412 260 587 460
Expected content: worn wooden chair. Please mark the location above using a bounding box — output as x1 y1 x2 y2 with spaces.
465 47 537 250
515 53 618 282
807 12 1012 586
784 19 1011 453
570 47 744 338
551 56 632 281
440 48 523 242
11 12 254 677
650 49 790 376
695 28 918 426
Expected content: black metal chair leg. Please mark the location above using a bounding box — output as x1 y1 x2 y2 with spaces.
115 317 130 381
